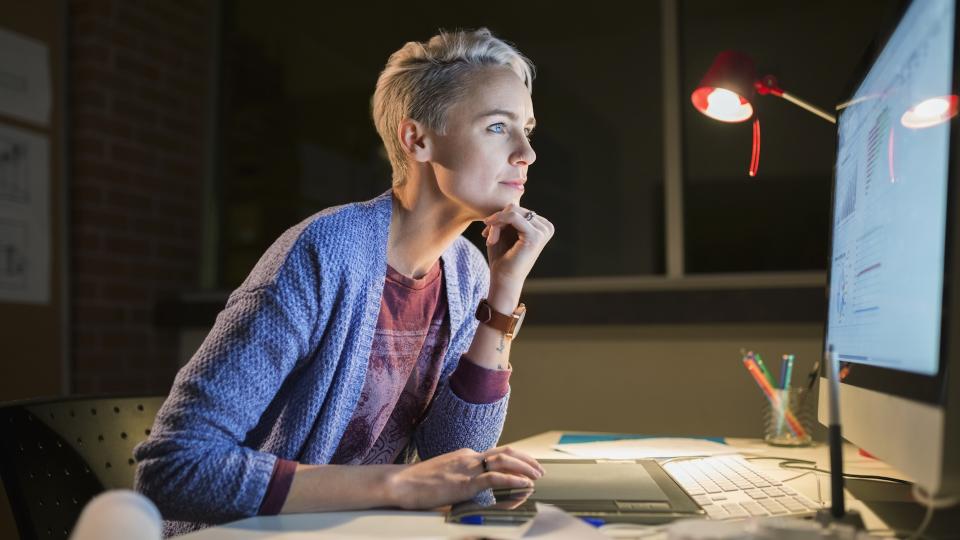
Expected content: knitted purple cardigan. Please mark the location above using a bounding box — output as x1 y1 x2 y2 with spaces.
133 190 508 535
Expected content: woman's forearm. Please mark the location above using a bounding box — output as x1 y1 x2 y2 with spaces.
463 279 522 370
280 447 541 514
280 463 402 513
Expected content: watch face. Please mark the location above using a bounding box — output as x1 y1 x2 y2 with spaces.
510 305 527 337
513 311 525 334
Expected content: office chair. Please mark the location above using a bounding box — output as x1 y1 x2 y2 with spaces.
0 395 165 539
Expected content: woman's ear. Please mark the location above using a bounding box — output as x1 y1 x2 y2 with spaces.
398 119 433 163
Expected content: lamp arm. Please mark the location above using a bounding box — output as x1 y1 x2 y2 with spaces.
756 75 837 124
777 92 837 124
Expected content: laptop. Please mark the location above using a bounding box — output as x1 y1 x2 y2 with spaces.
446 459 704 525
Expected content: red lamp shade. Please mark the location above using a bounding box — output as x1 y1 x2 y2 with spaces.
691 51 757 123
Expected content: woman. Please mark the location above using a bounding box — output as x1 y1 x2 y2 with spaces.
135 27 553 536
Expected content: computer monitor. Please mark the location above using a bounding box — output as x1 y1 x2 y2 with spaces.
821 0 960 498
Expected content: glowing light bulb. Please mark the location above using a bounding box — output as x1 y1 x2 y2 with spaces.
707 88 741 109
704 88 752 122
691 86 753 122
901 95 958 128
915 97 950 117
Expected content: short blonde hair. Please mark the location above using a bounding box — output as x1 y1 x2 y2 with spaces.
372 28 535 187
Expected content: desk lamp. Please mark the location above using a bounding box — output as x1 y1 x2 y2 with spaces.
690 50 836 177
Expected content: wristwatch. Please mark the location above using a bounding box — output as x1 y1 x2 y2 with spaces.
475 298 527 339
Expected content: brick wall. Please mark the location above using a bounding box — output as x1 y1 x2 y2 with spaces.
69 0 211 394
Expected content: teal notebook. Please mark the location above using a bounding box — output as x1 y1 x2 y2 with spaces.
557 433 726 445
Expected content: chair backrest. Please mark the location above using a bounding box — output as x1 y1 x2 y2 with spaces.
0 396 165 540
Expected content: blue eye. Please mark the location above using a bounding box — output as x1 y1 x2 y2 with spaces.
488 123 506 134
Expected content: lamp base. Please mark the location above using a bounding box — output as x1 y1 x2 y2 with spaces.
815 508 866 530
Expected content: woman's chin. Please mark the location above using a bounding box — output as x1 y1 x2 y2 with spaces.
496 189 524 207
465 191 525 219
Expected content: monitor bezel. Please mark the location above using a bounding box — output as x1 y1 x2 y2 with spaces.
823 0 957 406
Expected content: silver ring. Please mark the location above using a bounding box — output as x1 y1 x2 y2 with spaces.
481 457 489 473
524 211 536 222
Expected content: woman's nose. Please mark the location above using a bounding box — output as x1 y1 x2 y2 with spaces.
511 138 536 167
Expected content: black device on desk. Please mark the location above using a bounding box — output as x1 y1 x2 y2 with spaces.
447 459 703 525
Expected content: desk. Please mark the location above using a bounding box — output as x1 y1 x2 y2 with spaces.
181 431 909 539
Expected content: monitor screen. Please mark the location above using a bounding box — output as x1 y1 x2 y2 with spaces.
827 0 955 376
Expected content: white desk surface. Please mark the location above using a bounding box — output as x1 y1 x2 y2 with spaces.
181 431 909 539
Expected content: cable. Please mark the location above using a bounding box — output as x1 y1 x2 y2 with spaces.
781 462 912 485
744 455 816 464
745 456 912 485
911 484 960 509
905 484 960 540
657 452 741 466
779 469 824 506
906 500 935 540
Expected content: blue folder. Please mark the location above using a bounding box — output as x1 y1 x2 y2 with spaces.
557 433 726 445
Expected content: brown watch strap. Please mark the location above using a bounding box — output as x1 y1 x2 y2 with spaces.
475 299 526 338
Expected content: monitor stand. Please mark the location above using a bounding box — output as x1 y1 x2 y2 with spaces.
846 479 960 539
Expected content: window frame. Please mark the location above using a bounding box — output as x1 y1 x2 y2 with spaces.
198 0 829 324
519 0 827 323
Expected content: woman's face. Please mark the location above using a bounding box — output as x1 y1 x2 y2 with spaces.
427 66 537 219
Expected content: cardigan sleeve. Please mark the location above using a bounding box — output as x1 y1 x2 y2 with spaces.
412 381 510 459
133 282 318 523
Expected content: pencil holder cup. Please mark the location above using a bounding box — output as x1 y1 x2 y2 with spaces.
762 387 814 447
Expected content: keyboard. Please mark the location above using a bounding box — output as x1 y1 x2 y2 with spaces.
662 455 823 520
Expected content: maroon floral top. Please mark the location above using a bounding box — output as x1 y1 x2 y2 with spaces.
257 260 511 514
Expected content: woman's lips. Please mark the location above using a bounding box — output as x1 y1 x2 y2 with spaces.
499 180 526 191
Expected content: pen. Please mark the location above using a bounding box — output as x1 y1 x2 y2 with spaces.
780 354 794 390
754 353 777 388
459 514 530 525
459 514 604 526
742 350 776 388
742 357 808 439
776 355 794 435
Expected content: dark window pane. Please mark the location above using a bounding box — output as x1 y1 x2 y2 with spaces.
681 0 902 273
218 2 665 287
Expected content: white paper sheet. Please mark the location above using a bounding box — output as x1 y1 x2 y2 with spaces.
0 123 49 304
0 28 51 126
552 438 737 460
